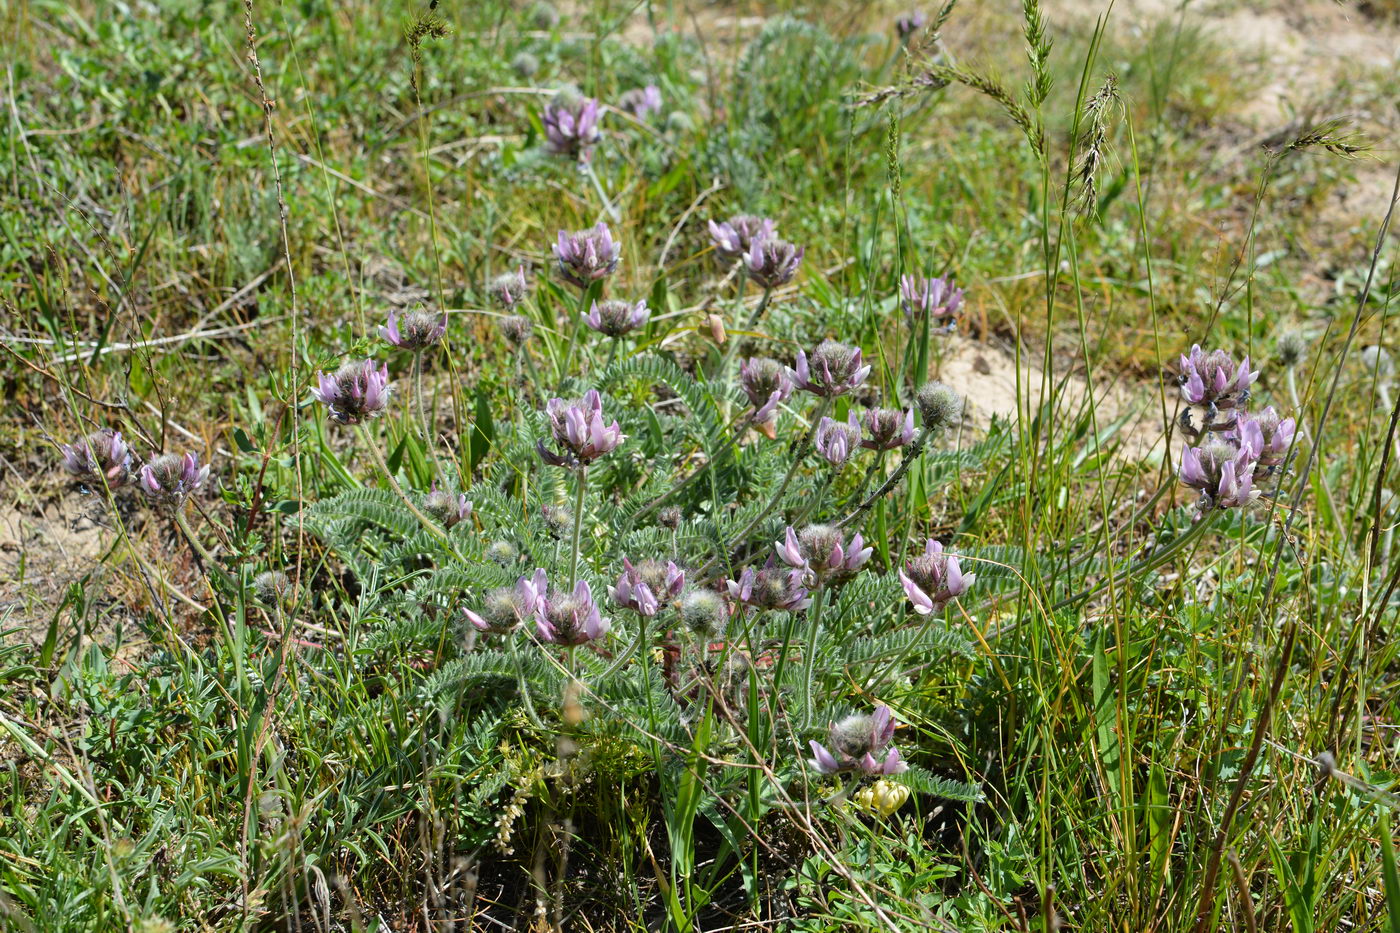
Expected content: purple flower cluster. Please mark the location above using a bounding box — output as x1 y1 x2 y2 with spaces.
899 275 962 328
727 559 811 612
467 568 611 646
313 359 392 425
535 573 611 646
776 525 872 581
745 238 804 289
1179 408 1295 514
618 84 662 119
139 452 211 508
899 539 975 615
61 428 132 488
815 412 862 467
1175 346 1295 514
538 390 626 468
861 407 916 451
543 93 601 161
809 705 909 776
610 558 684 617
554 223 621 289
792 341 870 398
379 307 447 351
708 215 776 263
466 570 544 635
894 10 927 41
740 357 794 424
424 485 472 529
1178 345 1257 431
584 299 649 338
489 266 530 310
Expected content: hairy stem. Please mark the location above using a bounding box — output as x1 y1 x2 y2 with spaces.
798 585 827 731
717 286 774 387
355 423 456 552
837 426 931 529
569 464 589 587
699 397 832 578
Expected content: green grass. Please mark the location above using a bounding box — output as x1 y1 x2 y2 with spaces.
3 0 1400 930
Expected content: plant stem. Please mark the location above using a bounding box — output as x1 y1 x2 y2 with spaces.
717 286 773 387
798 585 827 731
355 423 456 552
568 464 588 587
837 426 931 529
582 159 620 223
597 615 647 680
413 352 445 482
561 287 594 388
699 397 832 578
173 509 238 591
511 640 545 729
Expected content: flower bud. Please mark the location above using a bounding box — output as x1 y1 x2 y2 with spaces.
498 315 534 346
424 486 471 529
253 571 293 608
915 381 962 431
680 588 727 637
1275 331 1307 369
511 51 540 80
486 540 519 566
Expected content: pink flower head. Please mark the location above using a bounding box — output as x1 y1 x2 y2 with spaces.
553 223 621 289
536 576 611 646
1232 407 1295 469
744 237 804 289
61 428 132 488
424 485 472 529
609 558 685 617
542 93 600 161
619 84 662 119
538 390 626 468
899 538 975 614
740 357 794 423
895 10 927 40
312 359 392 425
726 558 811 612
862 407 916 451
899 275 962 327
776 524 873 581
792 340 871 398
489 266 530 310
466 569 546 634
1178 345 1257 410
808 704 909 776
708 215 776 263
815 412 862 467
584 299 649 338
379 307 446 351
1179 437 1261 514
138 451 211 508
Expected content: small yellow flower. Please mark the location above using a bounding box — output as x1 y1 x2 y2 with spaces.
854 779 910 817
